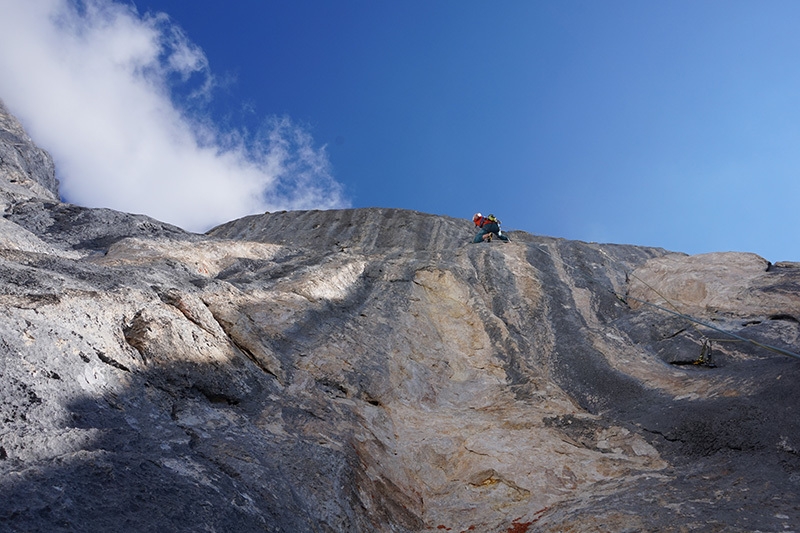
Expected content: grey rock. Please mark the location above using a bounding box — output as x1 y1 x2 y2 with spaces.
6 199 199 256
0 99 58 206
1 104 799 532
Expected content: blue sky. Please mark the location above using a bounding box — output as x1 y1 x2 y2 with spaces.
1 1 799 261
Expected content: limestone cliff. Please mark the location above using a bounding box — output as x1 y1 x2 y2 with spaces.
1 101 799 532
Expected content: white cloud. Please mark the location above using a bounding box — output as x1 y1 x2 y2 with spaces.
0 0 348 232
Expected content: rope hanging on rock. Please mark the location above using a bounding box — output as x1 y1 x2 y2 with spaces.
617 289 800 361
533 243 800 362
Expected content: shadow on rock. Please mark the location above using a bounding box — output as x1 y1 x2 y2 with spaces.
0 357 416 533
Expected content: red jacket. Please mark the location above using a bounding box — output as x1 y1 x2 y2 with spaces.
474 215 499 228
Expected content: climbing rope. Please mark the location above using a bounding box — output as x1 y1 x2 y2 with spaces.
618 288 800 361
532 242 800 362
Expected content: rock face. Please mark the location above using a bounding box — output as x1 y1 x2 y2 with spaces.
1 102 799 532
0 100 58 203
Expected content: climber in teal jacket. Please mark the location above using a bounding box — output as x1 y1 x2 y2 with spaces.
472 213 509 243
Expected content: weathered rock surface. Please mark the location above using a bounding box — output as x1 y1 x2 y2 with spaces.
0 100 58 205
1 101 799 532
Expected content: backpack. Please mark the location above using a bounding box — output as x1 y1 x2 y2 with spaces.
486 214 499 224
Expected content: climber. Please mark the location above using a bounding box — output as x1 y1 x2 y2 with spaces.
472 213 509 243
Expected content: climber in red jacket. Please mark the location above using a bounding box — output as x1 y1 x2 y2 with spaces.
472 213 509 243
